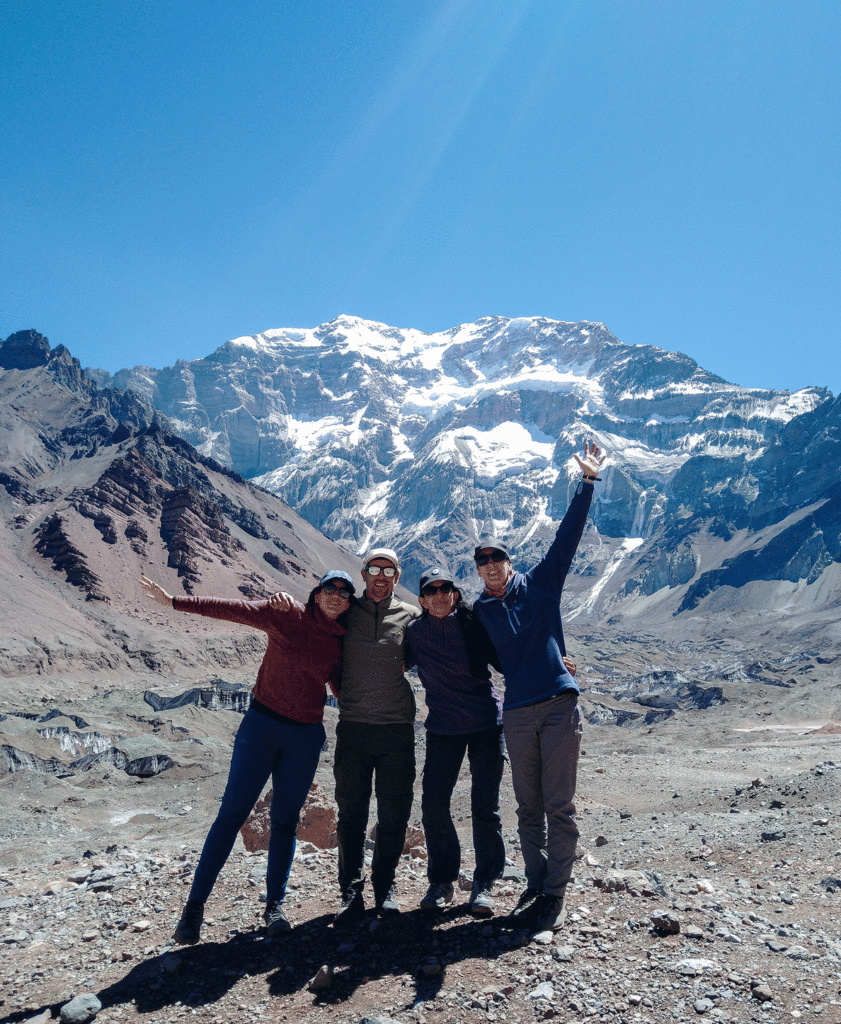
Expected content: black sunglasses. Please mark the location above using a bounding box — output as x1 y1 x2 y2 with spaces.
475 551 508 567
421 581 454 597
321 582 352 598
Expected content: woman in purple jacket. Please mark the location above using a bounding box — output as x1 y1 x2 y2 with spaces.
406 565 505 917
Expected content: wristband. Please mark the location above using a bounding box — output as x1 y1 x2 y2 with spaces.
583 474 601 482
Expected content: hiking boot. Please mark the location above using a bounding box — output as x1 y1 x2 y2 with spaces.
531 893 567 931
375 886 401 917
508 887 542 921
264 899 292 936
468 880 495 918
173 900 204 945
333 889 365 928
420 881 455 912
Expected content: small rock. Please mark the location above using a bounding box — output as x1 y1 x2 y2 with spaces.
22 1011 52 1024
529 981 555 1000
651 910 681 934
751 983 774 1003
42 880 74 895
595 835 608 847
131 919 151 932
60 993 102 1024
309 964 333 990
675 958 720 977
783 944 812 960
532 930 554 945
694 997 714 1013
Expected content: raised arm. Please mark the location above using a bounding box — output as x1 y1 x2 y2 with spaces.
528 440 606 595
572 439 606 481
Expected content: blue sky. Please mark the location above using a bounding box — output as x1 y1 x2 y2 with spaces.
3 0 839 394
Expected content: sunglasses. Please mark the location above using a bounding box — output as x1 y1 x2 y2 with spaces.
421 581 454 597
321 582 352 598
475 551 508 567
365 565 397 578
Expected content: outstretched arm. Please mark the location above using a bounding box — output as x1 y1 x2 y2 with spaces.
140 575 174 608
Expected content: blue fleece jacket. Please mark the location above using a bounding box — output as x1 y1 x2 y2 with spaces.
474 480 594 711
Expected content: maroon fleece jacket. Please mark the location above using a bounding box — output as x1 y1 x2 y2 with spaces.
172 595 344 724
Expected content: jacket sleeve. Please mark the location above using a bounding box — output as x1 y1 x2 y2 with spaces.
172 595 301 634
527 481 594 597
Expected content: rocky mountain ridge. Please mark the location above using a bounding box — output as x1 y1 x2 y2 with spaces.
84 316 841 634
0 330 362 695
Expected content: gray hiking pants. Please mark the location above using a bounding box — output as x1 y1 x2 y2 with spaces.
503 692 582 898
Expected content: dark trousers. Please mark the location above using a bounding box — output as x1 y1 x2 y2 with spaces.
190 705 325 906
421 725 506 886
334 720 415 898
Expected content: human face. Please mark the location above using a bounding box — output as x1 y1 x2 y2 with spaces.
314 585 351 620
418 581 458 619
476 548 513 598
362 558 399 603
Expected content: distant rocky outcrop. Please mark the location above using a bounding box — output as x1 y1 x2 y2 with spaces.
0 329 51 369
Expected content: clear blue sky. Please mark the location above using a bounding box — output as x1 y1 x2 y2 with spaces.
3 1 839 395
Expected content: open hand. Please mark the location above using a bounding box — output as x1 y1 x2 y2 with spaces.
268 591 295 613
573 440 606 479
140 574 173 608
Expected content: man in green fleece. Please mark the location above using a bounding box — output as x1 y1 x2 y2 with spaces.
333 547 420 926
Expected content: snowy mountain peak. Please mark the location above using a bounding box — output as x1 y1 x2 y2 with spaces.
90 315 836 616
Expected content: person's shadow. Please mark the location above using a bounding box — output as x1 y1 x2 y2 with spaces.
0 905 529 1024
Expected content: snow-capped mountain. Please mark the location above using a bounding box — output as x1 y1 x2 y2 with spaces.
89 316 840 625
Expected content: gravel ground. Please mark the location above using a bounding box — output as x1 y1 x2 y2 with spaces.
1 693 839 1024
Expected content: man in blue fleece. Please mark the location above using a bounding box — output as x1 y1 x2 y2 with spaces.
472 440 606 931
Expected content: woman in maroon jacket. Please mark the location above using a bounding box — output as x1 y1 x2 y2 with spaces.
140 569 354 942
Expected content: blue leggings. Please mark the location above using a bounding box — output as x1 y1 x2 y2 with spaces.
189 705 325 906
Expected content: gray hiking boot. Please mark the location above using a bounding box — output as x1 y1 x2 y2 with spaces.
420 881 455 912
531 893 567 931
469 880 495 918
375 886 401 917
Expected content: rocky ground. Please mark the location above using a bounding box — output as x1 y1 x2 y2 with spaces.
1 649 840 1024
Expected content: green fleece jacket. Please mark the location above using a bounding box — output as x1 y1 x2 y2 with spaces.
338 592 420 725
